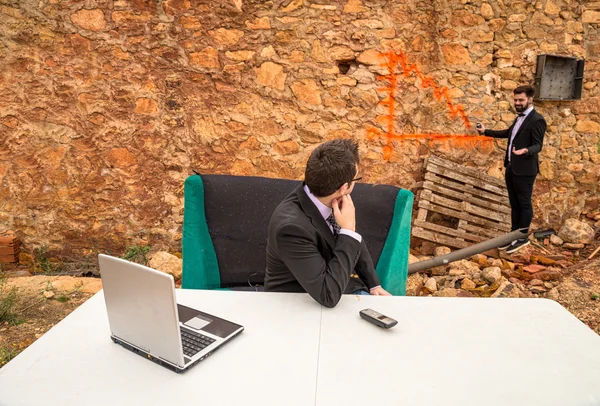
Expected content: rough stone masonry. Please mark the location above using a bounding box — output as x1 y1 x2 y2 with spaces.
0 0 598 257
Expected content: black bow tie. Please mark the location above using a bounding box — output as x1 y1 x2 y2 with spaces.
518 113 526 117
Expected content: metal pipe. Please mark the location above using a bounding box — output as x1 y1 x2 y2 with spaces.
407 228 531 274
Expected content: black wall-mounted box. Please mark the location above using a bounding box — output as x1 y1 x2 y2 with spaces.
534 55 585 101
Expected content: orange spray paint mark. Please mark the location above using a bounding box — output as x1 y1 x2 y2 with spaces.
367 50 493 159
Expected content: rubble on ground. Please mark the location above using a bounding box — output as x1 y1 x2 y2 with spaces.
408 213 600 306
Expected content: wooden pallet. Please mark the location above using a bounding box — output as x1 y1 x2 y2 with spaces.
412 156 511 249
0 235 20 264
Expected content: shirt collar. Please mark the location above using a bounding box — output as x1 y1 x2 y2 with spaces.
520 105 534 118
303 184 332 221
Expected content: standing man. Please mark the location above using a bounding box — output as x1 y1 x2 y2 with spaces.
264 139 390 307
477 84 546 254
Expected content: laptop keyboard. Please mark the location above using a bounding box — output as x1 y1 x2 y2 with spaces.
181 328 216 358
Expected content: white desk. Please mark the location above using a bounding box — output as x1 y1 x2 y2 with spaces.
0 290 322 406
2 291 600 406
317 295 600 406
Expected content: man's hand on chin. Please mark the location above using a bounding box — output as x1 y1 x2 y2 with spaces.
370 287 392 296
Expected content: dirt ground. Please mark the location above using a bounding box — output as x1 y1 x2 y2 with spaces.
0 274 101 366
1 246 599 369
550 257 600 334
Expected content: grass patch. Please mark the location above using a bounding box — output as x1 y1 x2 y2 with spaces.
592 293 600 301
34 245 60 275
0 346 18 367
122 245 151 265
0 271 19 325
56 295 70 303
0 339 33 368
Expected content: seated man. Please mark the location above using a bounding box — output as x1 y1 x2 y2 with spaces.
264 139 390 307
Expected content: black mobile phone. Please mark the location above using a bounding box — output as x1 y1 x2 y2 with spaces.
359 308 398 329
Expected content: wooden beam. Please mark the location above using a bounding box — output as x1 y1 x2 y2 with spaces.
427 162 508 197
424 172 509 204
412 227 469 249
421 190 510 223
413 219 485 243
459 222 503 239
416 208 428 221
418 200 511 232
427 155 506 188
422 180 511 214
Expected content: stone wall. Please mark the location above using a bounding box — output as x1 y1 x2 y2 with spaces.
0 0 598 257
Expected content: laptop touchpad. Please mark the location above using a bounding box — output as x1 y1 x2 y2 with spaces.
184 316 212 331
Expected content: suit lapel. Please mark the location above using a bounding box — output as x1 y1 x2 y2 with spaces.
514 109 535 139
295 184 336 250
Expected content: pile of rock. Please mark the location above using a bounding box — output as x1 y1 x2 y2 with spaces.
148 251 183 282
407 216 600 300
407 246 567 299
555 218 598 255
583 210 600 231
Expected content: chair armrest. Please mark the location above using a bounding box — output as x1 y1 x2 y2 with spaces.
376 189 414 296
181 175 221 290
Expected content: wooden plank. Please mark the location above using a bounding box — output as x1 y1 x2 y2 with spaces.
421 190 510 223
413 219 485 243
425 172 509 204
427 162 508 197
422 190 509 223
416 208 428 221
414 156 513 249
459 222 503 239
464 201 510 223
414 189 423 202
422 181 511 214
428 155 506 188
419 200 511 232
420 199 510 232
456 219 469 231
412 227 469 249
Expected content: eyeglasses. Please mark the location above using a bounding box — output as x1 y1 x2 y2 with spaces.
339 176 362 189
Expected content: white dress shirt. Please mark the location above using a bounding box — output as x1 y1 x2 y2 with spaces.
508 105 534 163
303 185 362 242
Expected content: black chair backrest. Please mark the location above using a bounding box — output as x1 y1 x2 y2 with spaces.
201 175 399 287
202 175 298 287
352 183 399 265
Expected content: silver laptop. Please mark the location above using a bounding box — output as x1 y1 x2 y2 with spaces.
98 254 244 373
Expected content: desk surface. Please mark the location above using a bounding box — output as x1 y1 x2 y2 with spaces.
2 291 600 406
0 290 322 406
318 295 600 406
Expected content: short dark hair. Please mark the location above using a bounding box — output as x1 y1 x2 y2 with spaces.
514 84 535 98
305 139 359 197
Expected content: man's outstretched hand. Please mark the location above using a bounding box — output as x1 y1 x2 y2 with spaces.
332 194 356 232
370 286 392 296
476 123 486 135
512 147 528 156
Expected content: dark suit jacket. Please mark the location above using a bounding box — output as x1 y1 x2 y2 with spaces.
264 184 381 308
484 109 546 176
